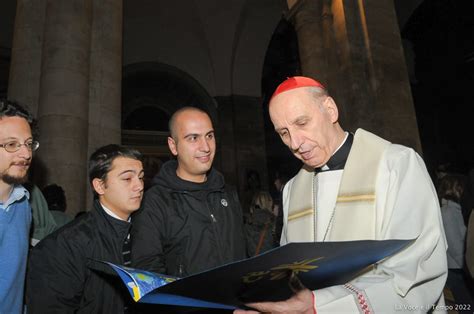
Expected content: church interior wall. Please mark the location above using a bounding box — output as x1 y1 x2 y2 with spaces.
2 0 462 214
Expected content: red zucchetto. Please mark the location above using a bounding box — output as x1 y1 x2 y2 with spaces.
270 76 325 101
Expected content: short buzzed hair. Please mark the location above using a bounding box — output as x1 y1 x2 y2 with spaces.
168 107 210 139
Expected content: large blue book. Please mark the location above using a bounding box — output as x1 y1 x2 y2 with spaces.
98 239 411 310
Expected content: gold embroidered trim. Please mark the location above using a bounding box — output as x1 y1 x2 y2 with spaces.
288 208 313 221
337 194 375 203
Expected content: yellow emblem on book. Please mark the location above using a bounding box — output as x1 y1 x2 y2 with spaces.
242 257 323 283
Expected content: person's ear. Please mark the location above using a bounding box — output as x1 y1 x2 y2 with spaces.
92 178 106 196
168 136 178 156
323 97 339 123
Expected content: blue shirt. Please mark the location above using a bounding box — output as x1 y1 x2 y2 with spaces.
0 185 31 313
0 185 29 210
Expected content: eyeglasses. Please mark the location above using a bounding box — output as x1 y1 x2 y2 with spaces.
0 140 40 153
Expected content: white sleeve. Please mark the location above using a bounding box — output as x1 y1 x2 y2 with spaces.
314 146 448 313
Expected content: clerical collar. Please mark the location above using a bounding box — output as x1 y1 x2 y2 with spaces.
316 132 353 172
100 203 131 222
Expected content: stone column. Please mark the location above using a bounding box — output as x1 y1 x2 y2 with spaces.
36 0 92 215
286 0 421 152
286 0 347 124
286 0 330 85
362 0 421 151
88 0 122 152
8 0 46 115
328 0 378 130
86 0 123 206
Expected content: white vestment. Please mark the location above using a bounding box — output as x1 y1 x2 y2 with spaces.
281 129 448 313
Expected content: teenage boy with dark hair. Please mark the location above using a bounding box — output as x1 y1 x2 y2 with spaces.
26 144 144 313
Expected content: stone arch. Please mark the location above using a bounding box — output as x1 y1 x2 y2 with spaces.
122 62 217 127
260 17 302 183
229 0 284 96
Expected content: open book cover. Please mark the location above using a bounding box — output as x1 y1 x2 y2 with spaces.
98 239 412 310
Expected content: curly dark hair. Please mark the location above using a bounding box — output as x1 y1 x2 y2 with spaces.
0 98 38 136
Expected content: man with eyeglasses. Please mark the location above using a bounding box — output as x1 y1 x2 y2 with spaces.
0 98 39 314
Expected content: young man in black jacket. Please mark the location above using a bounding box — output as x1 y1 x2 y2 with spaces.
132 107 247 277
26 144 144 313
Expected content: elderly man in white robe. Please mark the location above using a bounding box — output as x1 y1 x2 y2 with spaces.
235 76 447 314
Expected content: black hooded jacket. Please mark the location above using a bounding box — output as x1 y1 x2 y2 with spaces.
131 160 247 277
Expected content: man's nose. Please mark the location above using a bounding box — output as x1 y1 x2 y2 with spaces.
289 133 303 151
17 144 32 160
199 138 211 152
133 177 144 191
